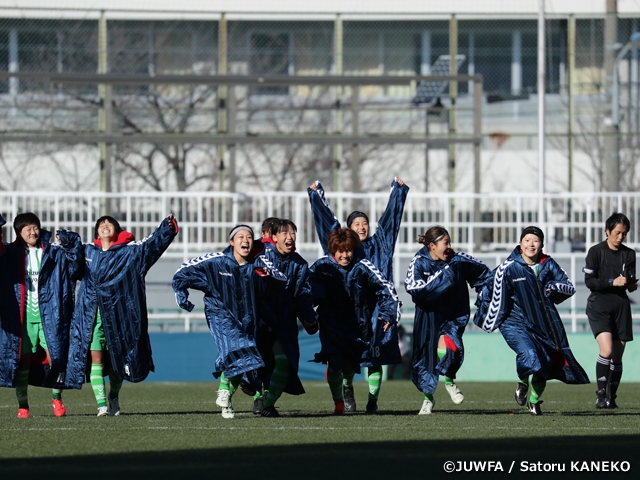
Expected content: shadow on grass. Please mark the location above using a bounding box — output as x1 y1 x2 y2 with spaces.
2 436 637 479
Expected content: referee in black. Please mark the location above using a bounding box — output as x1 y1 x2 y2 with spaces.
584 212 637 409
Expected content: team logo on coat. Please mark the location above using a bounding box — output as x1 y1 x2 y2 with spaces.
480 259 514 332
175 251 224 272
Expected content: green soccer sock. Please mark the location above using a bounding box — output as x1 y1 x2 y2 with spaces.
367 366 382 402
342 371 355 393
52 389 62 400
265 354 290 408
108 372 123 399
90 364 107 407
519 376 530 385
530 374 546 404
423 393 435 402
327 368 344 402
219 372 231 391
15 370 29 408
437 347 455 386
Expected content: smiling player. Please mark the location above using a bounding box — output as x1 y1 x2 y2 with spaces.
405 226 490 415
475 226 589 415
308 178 409 413
254 219 318 417
172 224 287 419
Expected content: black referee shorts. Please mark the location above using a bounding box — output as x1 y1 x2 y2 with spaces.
586 294 633 342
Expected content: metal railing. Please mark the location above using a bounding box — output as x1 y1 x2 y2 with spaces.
1 190 638 257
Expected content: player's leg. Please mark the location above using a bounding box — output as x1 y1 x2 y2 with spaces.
515 376 529 406
16 321 39 418
262 341 288 417
89 315 109 416
327 361 344 415
594 332 613 408
365 365 382 414
342 365 355 413
438 335 464 404
527 373 545 416
16 351 31 419
418 392 436 415
38 325 66 417
608 340 626 408
217 372 241 419
107 371 123 416
45 346 65 417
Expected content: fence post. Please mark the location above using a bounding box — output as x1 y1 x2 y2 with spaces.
333 14 343 192
218 13 228 192
473 75 483 252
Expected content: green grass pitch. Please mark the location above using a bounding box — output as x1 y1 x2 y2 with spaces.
1 381 639 479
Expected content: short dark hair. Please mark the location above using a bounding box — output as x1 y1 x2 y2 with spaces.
272 218 297 235
328 228 361 255
94 216 123 240
13 212 41 242
261 217 279 235
605 212 630 234
418 226 449 246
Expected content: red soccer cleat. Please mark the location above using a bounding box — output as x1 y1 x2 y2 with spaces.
52 399 66 417
17 408 29 419
303 321 318 335
333 401 345 416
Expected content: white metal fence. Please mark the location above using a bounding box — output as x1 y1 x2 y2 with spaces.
2 190 638 334
1 190 639 255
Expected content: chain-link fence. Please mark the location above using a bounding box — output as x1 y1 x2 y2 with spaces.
0 11 639 194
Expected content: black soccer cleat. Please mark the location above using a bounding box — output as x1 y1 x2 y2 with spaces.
607 394 618 409
515 382 528 407
595 388 608 409
365 401 378 415
527 399 543 416
261 405 281 418
252 396 264 415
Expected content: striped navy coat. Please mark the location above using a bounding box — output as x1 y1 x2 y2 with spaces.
66 217 177 387
307 178 409 283
1 228 82 388
172 246 286 381
258 242 317 395
474 246 589 384
405 249 490 395
310 256 400 372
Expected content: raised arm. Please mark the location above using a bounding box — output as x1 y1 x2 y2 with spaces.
55 229 83 281
307 180 341 254
137 215 179 274
373 177 410 253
